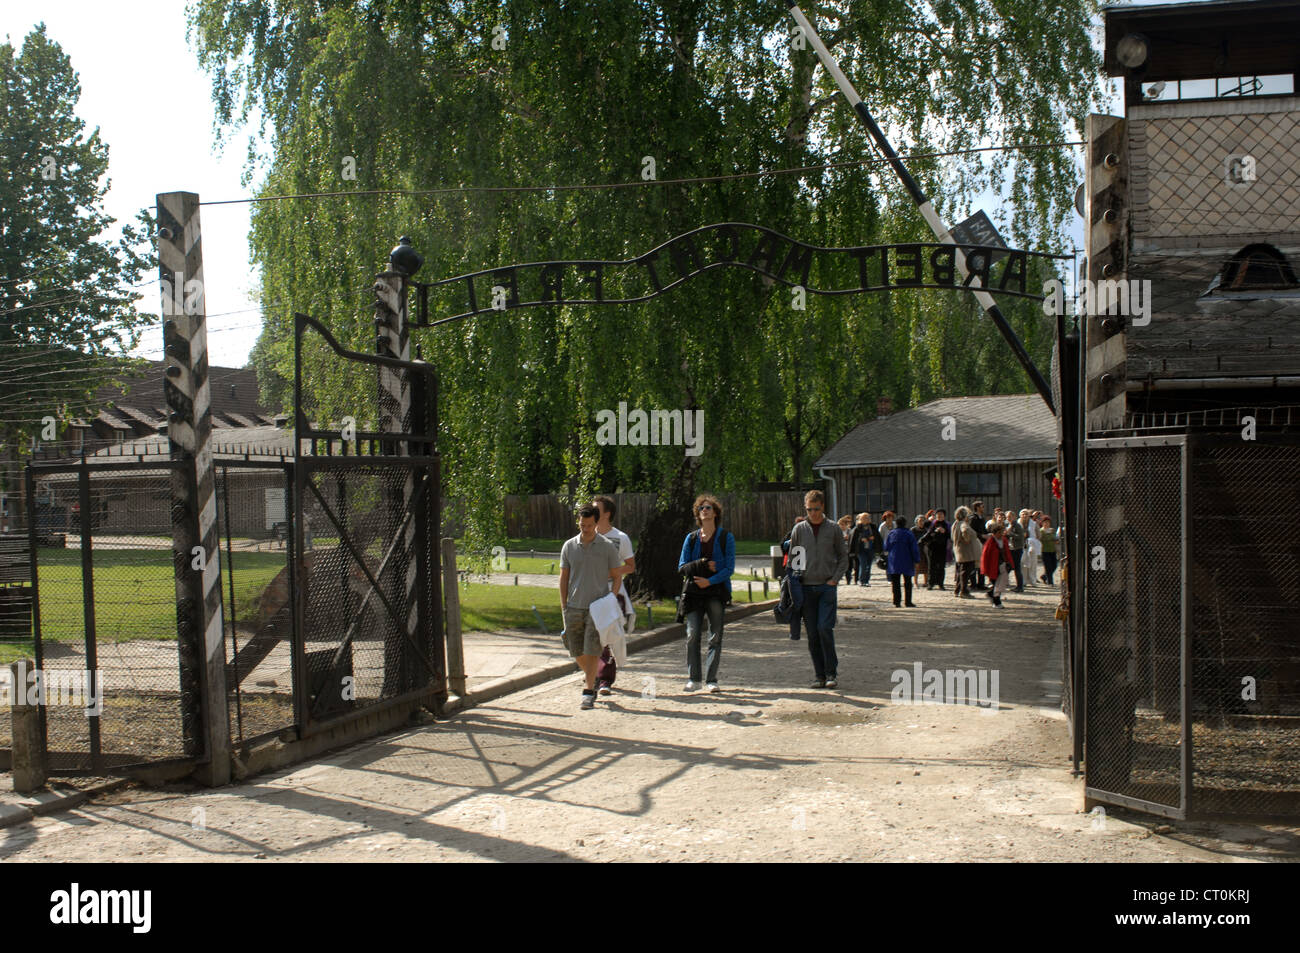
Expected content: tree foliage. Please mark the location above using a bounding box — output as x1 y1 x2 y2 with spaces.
190 0 1101 594
0 24 151 462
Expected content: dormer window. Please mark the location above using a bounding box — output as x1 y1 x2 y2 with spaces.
1202 244 1300 299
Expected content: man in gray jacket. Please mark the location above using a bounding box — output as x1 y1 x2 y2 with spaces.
786 490 848 689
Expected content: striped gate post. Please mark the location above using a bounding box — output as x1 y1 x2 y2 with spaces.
375 270 419 696
1085 114 1130 434
156 191 231 785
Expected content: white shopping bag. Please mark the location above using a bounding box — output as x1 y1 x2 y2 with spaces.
590 592 628 667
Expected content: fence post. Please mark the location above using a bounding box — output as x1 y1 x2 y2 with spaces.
441 538 466 697
9 659 47 793
376 264 420 697
156 191 230 787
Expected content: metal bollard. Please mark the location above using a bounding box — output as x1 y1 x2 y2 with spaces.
763 579 769 597
531 606 549 633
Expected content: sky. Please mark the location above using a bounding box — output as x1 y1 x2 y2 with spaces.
2 1 261 369
4 1 1135 371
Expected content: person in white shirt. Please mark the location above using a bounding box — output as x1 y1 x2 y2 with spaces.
593 495 635 695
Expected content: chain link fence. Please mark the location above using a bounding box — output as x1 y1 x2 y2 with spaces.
1085 434 1300 819
217 464 297 747
1187 437 1300 816
296 461 441 732
19 462 190 773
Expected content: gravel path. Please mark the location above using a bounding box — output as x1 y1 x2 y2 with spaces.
3 584 1295 862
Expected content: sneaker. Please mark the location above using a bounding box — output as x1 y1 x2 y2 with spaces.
706 682 720 694
597 682 612 696
684 680 698 692
825 676 838 689
810 678 826 689
580 692 596 710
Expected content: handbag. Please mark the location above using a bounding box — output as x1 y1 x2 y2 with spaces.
596 646 617 686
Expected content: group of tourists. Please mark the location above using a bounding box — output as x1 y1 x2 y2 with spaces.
834 501 1059 607
556 491 1059 709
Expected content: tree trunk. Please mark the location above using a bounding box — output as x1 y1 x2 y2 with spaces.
629 457 698 600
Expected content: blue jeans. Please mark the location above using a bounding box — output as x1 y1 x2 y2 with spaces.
684 596 725 683
801 584 838 680
858 545 873 584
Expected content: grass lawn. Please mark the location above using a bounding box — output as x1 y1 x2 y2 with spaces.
487 554 769 584
0 547 775 665
0 547 288 665
455 579 767 634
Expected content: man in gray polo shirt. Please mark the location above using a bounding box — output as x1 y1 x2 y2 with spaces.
559 504 625 709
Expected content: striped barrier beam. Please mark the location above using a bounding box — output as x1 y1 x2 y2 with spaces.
156 191 231 785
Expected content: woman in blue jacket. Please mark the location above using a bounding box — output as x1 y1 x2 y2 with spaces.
677 494 735 693
884 515 921 608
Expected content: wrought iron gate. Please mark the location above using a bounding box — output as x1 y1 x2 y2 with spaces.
289 312 444 736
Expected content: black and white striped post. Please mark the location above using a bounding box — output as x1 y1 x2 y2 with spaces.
376 241 420 696
156 191 231 786
785 3 1055 415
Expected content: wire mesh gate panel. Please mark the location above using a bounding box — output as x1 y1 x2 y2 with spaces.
217 463 297 747
22 460 196 774
1084 437 1188 817
292 457 442 735
1186 435 1300 817
1084 433 1300 819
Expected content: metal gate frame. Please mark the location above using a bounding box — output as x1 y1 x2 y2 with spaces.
1082 434 1191 819
290 312 443 738
24 454 201 775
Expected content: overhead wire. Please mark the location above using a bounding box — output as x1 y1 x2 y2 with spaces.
187 140 1088 207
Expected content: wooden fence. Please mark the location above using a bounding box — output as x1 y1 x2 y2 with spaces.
505 491 810 543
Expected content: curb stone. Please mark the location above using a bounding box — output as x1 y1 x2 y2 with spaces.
0 778 131 831
439 599 777 716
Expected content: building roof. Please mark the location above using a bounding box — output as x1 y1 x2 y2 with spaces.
815 395 1057 469
70 361 275 436
1104 0 1300 80
97 426 294 460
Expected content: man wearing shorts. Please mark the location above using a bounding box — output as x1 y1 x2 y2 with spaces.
559 504 625 710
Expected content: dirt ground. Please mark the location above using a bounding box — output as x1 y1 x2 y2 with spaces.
2 582 1297 862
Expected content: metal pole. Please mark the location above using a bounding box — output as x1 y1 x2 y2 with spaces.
291 319 308 733
785 2 1054 414
24 466 47 754
441 538 466 697
221 467 243 742
78 458 100 766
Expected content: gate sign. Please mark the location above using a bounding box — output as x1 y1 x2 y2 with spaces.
949 210 1009 267
411 221 1064 327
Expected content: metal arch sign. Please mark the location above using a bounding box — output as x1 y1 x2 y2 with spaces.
409 221 1067 328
